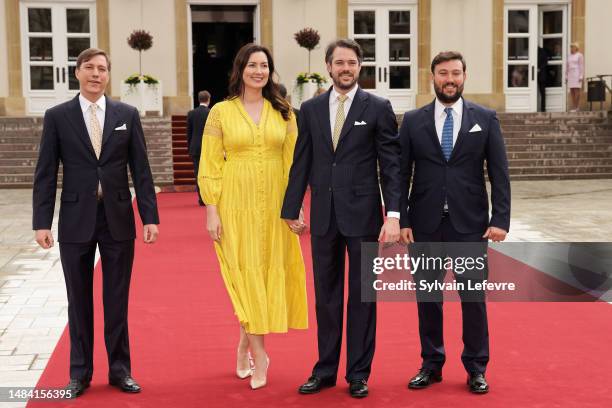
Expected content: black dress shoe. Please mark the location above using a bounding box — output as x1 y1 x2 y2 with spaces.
467 373 489 394
348 379 369 398
408 368 442 389
109 375 141 393
298 375 336 394
64 379 90 398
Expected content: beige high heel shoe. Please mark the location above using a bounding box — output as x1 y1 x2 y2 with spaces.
250 356 270 390
236 351 254 379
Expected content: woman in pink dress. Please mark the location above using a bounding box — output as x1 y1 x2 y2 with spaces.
566 42 585 111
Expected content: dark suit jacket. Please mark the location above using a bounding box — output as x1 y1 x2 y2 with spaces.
32 95 159 243
398 98 510 234
186 104 210 157
281 87 401 237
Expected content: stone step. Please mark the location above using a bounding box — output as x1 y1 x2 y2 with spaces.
174 163 195 171
497 111 608 120
503 136 612 145
508 173 612 181
509 165 612 175
500 123 612 132
506 151 612 159
507 158 612 167
505 143 612 152
0 136 172 145
502 129 612 138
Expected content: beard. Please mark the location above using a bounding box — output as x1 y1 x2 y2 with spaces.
434 81 464 104
330 70 358 91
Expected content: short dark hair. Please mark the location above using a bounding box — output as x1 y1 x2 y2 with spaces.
278 83 288 98
198 90 211 103
325 39 363 65
76 48 111 71
431 51 466 73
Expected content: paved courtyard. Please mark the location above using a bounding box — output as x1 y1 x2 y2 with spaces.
0 180 611 406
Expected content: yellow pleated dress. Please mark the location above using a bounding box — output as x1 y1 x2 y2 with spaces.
198 97 308 335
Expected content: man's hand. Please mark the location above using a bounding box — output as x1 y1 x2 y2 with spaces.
400 227 414 244
483 226 507 242
283 207 307 235
143 224 159 244
378 217 400 243
35 229 54 249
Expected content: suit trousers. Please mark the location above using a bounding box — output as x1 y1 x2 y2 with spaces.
59 201 135 381
311 203 377 382
412 215 490 375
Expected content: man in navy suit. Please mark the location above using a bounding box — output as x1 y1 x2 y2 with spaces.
32 48 159 397
186 90 210 206
282 39 401 398
399 51 510 394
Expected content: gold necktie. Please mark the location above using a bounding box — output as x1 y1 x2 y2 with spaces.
88 104 102 159
332 94 348 151
88 104 103 198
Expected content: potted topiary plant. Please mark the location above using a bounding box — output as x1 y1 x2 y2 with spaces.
292 28 327 107
120 29 163 116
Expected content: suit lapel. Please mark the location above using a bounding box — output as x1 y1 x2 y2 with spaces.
423 100 445 160
337 87 368 146
101 96 120 148
449 98 474 162
65 95 97 160
314 90 333 153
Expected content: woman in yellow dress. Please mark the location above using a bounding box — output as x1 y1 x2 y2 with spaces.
198 43 308 390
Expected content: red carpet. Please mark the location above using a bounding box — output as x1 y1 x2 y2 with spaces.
30 192 612 407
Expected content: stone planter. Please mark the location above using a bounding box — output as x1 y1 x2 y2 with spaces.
292 81 320 108
120 80 163 117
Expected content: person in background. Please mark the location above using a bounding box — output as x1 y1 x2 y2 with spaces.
566 42 585 112
186 90 211 206
278 83 300 126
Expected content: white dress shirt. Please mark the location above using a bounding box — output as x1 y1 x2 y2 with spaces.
79 93 106 137
434 97 463 146
328 85 399 220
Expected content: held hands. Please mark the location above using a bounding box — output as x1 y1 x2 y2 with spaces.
483 226 507 242
378 217 400 243
284 207 307 235
143 224 159 244
207 205 223 242
35 229 54 249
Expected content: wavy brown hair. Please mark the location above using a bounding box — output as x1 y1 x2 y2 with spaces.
227 43 292 121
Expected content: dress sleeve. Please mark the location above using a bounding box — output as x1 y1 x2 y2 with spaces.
198 104 224 205
282 112 298 184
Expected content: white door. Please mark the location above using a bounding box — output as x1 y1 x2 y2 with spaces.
539 5 567 112
349 4 417 113
504 5 538 112
20 2 96 115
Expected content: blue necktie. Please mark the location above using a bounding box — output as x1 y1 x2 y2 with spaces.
441 107 454 161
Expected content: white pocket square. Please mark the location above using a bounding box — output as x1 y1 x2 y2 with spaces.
354 120 367 126
114 123 127 131
469 124 482 133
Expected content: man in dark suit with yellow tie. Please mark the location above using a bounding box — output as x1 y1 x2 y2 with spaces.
32 48 159 398
282 39 401 398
